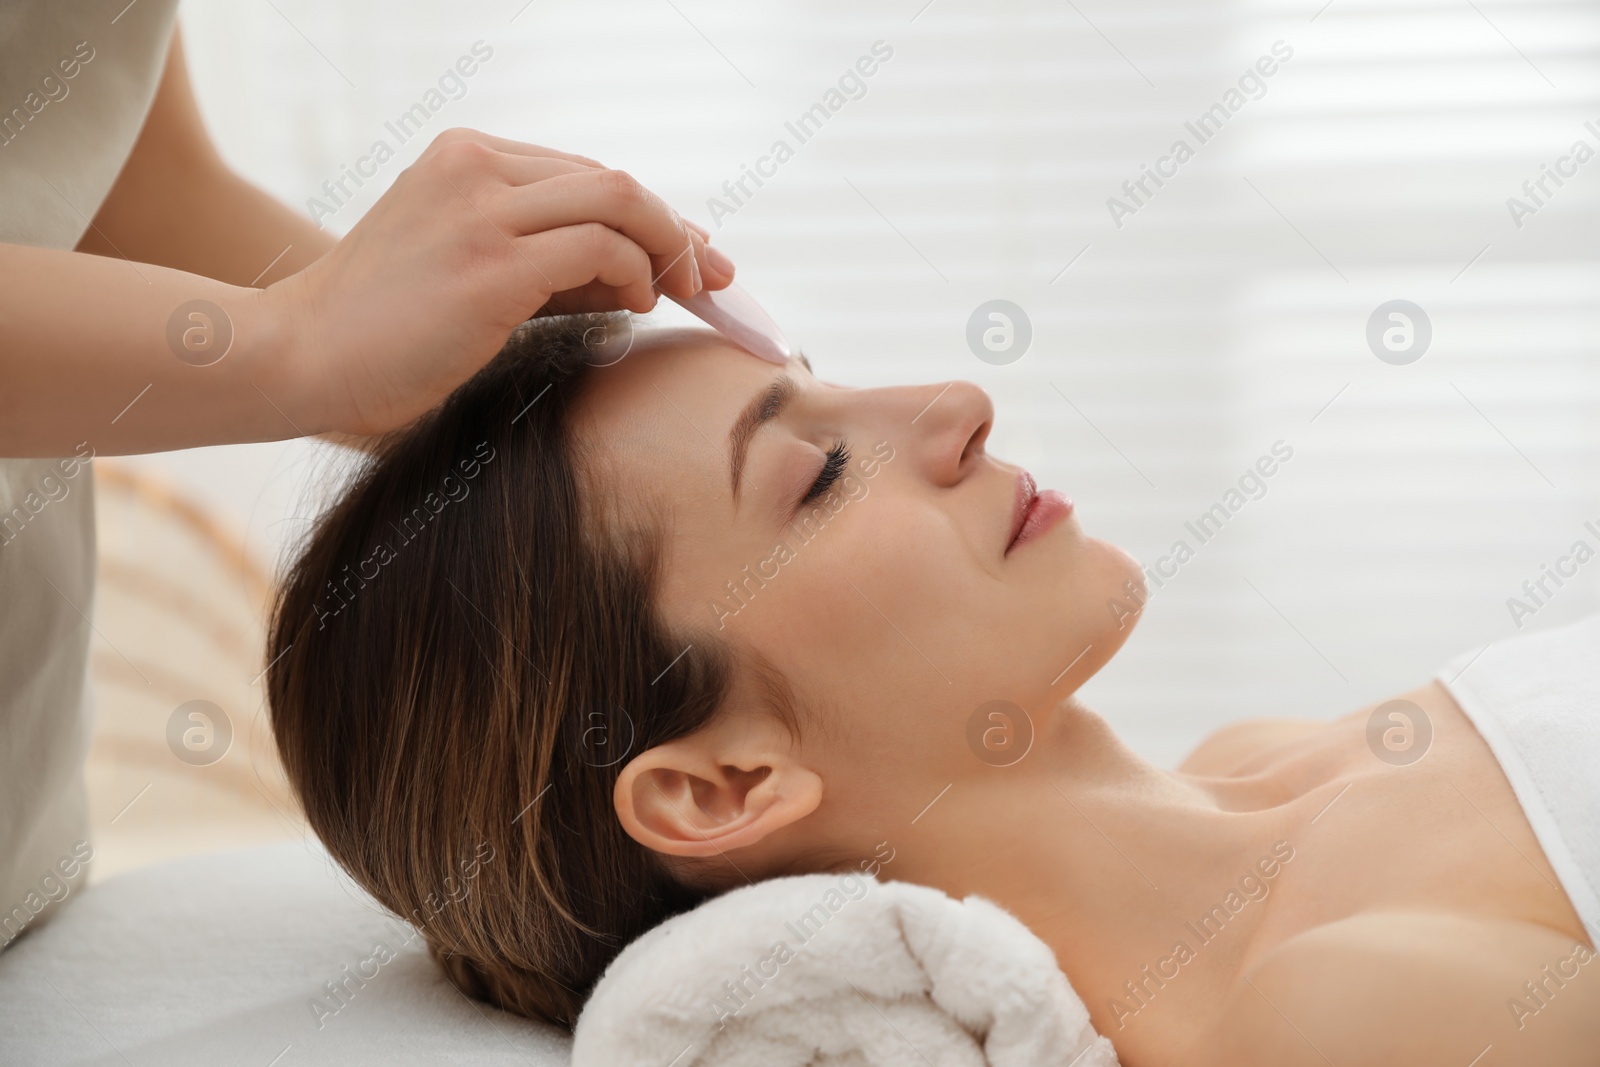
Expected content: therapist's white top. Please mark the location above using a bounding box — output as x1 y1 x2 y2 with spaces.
0 0 179 947
1439 612 1600 939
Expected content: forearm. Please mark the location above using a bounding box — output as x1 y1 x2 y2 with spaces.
0 242 312 456
1 24 339 458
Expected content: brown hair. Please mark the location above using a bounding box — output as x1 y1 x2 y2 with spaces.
265 314 754 1027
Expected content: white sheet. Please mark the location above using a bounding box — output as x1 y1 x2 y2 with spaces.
0 841 571 1066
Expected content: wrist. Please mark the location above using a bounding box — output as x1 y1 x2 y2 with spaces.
245 274 331 438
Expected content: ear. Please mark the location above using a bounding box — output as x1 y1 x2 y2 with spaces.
613 717 822 858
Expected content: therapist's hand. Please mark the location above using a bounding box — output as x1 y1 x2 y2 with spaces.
3 36 743 459
268 128 734 437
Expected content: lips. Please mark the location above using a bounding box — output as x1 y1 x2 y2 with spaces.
1005 469 1072 554
1007 470 1037 552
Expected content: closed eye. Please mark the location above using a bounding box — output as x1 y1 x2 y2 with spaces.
801 440 851 506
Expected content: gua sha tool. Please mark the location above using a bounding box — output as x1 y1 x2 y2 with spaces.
667 281 792 364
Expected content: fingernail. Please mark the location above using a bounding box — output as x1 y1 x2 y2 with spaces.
689 249 703 292
704 243 736 279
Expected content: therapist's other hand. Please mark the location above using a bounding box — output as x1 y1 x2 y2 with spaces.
267 128 734 437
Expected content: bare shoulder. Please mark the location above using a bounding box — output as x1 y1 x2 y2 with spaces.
1196 911 1600 1067
1177 718 1324 775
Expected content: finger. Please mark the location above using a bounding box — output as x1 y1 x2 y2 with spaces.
432 145 721 295
429 126 604 169
689 230 736 289
430 148 702 298
537 282 637 317
517 222 658 314
650 234 701 299
432 151 594 201
478 152 595 187
490 170 700 298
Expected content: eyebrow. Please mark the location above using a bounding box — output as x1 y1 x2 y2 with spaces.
726 353 812 501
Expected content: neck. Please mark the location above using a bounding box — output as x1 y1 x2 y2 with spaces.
885 700 1300 1048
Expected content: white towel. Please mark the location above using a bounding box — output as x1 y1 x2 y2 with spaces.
572 874 1118 1067
1438 611 1600 938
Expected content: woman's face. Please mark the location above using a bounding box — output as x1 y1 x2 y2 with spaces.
573 330 1143 830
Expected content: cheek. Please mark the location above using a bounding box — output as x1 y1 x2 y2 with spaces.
745 494 998 735
797 508 1144 734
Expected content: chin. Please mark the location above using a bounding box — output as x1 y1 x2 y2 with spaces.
1104 536 1147 597
1094 535 1148 627
1041 535 1146 695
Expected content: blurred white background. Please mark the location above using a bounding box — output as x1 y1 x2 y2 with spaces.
140 0 1599 765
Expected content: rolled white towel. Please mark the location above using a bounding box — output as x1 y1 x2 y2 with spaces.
573 873 1118 1067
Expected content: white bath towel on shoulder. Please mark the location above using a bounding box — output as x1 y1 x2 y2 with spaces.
573 874 1118 1067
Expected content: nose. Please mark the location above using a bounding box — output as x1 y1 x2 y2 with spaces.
906 381 992 487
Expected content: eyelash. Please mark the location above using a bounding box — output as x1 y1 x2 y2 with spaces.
801 440 851 506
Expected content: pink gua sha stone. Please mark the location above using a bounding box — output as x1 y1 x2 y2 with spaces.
667 281 792 364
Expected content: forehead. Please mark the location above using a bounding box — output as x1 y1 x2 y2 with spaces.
568 328 783 513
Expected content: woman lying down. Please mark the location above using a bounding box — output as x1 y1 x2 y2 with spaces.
265 315 1600 1066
